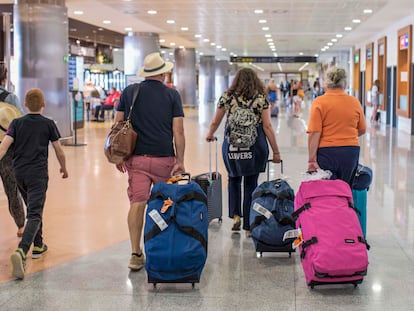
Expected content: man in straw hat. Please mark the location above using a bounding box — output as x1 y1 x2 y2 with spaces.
0 64 25 238
113 52 185 271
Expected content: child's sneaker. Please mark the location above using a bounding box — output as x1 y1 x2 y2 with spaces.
128 253 145 271
32 244 48 259
10 248 26 280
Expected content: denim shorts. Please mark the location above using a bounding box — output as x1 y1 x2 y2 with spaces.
125 155 176 203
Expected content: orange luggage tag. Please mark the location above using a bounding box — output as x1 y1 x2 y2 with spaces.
161 198 173 213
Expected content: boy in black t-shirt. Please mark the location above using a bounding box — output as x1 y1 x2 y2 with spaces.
0 88 68 279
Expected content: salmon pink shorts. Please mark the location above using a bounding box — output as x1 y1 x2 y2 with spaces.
125 155 176 203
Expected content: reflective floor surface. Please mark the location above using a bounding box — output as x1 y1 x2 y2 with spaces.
1 98 414 310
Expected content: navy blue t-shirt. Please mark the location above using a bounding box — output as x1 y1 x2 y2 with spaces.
6 114 61 178
117 80 184 157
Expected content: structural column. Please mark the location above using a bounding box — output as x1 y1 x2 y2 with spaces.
215 60 229 99
173 48 196 107
199 56 215 104
14 0 71 137
124 32 160 76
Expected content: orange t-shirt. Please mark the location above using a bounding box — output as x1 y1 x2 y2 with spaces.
307 89 366 147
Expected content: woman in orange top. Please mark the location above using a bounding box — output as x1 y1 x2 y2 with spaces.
307 67 366 186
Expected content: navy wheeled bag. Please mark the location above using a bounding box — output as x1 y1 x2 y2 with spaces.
144 174 208 288
191 137 223 224
249 161 296 257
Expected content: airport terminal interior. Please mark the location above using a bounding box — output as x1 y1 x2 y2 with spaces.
2 0 414 310
1 99 414 310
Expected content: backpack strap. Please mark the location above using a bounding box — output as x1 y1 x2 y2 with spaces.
0 90 10 102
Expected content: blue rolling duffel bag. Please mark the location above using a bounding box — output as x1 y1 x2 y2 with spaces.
144 174 208 288
249 161 296 257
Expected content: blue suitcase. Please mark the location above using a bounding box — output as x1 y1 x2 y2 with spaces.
352 189 367 237
144 174 208 288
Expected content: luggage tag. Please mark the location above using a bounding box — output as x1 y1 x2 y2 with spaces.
252 202 273 219
148 210 168 231
282 228 303 249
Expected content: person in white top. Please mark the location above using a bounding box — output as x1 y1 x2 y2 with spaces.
370 79 380 122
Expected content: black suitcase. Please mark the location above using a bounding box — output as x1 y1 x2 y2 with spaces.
251 160 296 258
192 138 223 224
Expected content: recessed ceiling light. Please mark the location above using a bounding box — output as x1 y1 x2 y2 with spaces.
336 34 343 38
166 20 175 24
267 38 273 42
314 54 319 57
265 34 272 38
194 34 202 38
216 45 222 49
211 42 216 46
73 11 83 15
331 38 337 42
125 27 132 31
344 26 352 31
221 48 227 51
199 52 204 56
170 42 176 46
262 27 269 31
363 9 373 14
299 52 303 55
327 42 333 46
103 20 111 24
181 27 189 31
147 10 157 14
259 19 267 23
203 38 210 42
254 9 263 14
159 39 166 43
352 19 361 23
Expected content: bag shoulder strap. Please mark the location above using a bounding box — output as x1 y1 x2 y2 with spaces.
126 83 140 121
0 90 10 102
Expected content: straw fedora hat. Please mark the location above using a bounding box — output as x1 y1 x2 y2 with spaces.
0 102 22 132
137 52 174 77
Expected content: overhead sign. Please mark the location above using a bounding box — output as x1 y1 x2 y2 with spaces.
230 56 318 63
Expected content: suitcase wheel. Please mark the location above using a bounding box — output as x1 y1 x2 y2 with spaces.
256 252 263 258
192 283 195 289
289 252 292 258
153 283 157 289
218 217 223 224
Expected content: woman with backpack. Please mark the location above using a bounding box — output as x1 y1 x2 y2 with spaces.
206 68 282 237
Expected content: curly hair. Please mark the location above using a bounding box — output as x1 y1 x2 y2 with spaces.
227 67 265 100
324 66 347 90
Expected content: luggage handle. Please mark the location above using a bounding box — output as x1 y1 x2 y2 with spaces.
167 173 191 184
208 137 218 181
266 159 283 181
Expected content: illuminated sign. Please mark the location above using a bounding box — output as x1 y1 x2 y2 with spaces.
400 33 409 50
229 56 318 63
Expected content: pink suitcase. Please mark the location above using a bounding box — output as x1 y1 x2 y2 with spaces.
293 179 370 288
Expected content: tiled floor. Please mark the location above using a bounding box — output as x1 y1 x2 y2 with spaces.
1 98 414 310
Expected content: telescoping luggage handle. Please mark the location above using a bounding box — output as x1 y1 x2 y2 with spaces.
266 159 283 181
208 137 218 181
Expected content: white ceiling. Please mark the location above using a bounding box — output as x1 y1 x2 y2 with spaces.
3 0 414 72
